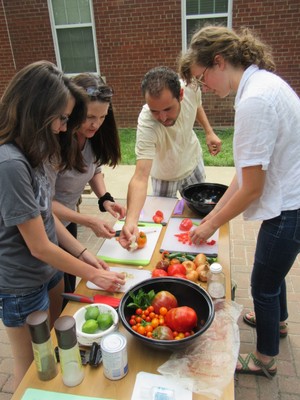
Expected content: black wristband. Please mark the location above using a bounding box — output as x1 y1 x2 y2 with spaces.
98 192 115 212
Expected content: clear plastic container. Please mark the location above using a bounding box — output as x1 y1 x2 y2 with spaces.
54 315 84 387
207 262 226 299
26 311 58 381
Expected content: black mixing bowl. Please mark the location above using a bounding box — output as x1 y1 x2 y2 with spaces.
181 183 228 216
119 277 214 351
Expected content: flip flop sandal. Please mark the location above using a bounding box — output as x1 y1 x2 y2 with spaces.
243 311 256 327
236 352 277 379
243 312 288 338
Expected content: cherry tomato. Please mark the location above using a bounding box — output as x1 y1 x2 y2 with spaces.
137 325 146 335
159 307 168 316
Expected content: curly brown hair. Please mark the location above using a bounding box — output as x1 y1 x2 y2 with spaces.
179 25 276 84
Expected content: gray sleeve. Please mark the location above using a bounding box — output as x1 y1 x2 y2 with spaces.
0 159 40 227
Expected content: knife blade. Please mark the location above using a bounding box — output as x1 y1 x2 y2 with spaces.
115 228 157 237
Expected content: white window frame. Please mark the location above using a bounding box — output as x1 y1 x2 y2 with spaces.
181 0 233 52
47 0 100 75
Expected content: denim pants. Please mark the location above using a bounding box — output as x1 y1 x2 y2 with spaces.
251 209 300 356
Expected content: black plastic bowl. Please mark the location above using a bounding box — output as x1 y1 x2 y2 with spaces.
181 183 228 216
119 277 214 351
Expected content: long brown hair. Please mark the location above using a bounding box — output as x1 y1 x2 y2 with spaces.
179 25 276 84
0 61 87 168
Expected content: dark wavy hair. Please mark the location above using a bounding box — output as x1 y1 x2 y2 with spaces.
65 73 121 173
0 60 87 168
141 66 181 101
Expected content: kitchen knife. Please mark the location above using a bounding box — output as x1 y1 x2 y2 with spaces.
115 228 157 237
61 292 120 308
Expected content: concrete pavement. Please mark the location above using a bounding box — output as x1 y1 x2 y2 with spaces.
1 165 300 400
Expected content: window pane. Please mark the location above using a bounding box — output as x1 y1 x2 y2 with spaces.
187 17 227 44
57 27 96 73
186 0 228 15
52 0 91 25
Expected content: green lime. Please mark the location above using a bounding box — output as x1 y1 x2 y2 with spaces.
84 306 100 321
97 312 114 330
82 319 99 334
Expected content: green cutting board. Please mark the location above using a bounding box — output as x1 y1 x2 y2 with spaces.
21 388 112 400
96 221 162 266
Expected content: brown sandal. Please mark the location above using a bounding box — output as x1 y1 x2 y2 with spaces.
236 352 277 379
243 311 288 338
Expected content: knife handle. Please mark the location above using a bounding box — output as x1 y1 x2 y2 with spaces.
61 293 93 303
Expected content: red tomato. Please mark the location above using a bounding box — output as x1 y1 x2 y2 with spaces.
165 306 198 332
152 210 164 224
152 269 168 278
172 273 187 279
151 291 178 314
153 215 163 223
167 263 186 276
179 218 193 231
152 325 174 340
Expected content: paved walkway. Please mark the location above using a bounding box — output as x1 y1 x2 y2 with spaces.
0 166 299 400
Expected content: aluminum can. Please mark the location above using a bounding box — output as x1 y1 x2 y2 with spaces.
100 332 128 380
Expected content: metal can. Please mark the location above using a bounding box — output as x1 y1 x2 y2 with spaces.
100 332 128 380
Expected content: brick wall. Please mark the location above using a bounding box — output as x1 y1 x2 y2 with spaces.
0 0 299 128
0 0 55 95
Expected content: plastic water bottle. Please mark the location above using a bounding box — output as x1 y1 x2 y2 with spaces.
207 262 226 299
54 316 84 387
26 311 58 381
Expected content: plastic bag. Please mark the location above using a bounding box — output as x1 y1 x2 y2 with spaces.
157 300 242 399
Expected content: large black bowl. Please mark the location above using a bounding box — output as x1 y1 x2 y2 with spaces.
119 277 214 351
181 183 228 216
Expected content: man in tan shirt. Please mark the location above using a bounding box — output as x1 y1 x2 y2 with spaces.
120 66 221 249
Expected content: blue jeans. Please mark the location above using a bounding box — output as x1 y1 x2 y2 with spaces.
0 271 63 327
251 209 300 356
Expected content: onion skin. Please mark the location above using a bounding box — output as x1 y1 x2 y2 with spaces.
196 263 209 282
194 253 207 267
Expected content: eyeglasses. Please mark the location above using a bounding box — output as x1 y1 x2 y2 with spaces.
194 66 209 87
86 86 114 98
59 115 69 125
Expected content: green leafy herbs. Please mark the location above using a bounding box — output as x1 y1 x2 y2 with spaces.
127 289 156 310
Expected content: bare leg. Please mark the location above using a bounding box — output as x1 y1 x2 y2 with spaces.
6 325 33 390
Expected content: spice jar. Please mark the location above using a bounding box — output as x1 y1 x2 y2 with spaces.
26 310 58 381
207 262 226 300
54 315 84 387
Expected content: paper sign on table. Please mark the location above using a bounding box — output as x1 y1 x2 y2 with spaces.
160 217 219 256
21 388 111 400
131 371 193 400
87 266 151 292
96 221 162 266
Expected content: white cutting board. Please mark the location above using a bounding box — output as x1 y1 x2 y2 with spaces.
139 196 178 224
96 221 162 266
87 266 151 293
160 217 219 256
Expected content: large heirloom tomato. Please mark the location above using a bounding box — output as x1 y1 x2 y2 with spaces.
152 326 174 340
151 291 178 314
165 306 198 332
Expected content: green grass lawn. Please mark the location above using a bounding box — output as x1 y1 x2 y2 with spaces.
119 127 234 166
